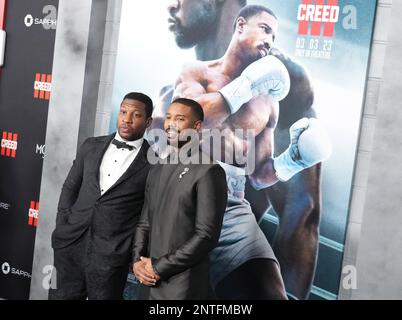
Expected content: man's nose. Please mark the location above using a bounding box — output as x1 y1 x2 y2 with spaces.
264 37 273 50
123 113 132 123
167 0 180 14
164 118 172 128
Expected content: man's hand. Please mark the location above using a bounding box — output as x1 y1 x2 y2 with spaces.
140 257 161 282
132 257 159 286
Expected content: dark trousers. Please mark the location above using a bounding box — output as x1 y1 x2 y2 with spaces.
49 230 129 300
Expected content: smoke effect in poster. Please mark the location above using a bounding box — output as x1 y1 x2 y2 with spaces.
110 0 377 299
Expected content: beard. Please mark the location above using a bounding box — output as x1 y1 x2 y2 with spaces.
172 4 218 49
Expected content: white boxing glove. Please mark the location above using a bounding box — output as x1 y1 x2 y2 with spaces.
219 55 290 114
273 118 332 182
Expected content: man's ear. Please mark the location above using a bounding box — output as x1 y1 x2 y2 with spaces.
146 117 153 128
194 120 202 131
236 16 247 33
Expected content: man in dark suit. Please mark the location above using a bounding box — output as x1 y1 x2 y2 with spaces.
132 98 228 299
49 92 154 300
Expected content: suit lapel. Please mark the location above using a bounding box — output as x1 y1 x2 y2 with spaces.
100 140 150 197
91 134 115 194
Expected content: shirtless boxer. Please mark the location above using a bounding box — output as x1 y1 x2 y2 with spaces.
153 0 322 299
157 5 331 299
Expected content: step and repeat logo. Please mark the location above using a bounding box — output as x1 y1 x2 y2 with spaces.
0 201 10 211
1 131 18 158
1 129 47 160
1 261 31 279
1 262 10 275
35 144 45 159
28 201 39 227
24 5 57 30
34 73 52 100
1 0 59 300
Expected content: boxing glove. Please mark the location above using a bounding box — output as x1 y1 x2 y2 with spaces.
273 118 332 181
219 55 290 114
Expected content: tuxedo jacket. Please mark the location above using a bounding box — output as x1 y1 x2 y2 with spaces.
52 133 151 267
133 155 228 299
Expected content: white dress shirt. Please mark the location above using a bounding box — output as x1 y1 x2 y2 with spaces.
99 132 144 195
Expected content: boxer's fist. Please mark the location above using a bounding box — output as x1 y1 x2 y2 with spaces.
219 55 290 114
273 118 332 181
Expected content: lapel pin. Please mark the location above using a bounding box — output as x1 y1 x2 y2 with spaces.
179 167 189 179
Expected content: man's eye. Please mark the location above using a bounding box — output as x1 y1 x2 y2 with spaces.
261 26 271 34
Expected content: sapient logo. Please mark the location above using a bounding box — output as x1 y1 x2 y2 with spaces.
24 5 57 30
1 262 31 278
1 262 10 275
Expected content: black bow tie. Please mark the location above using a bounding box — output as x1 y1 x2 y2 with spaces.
112 139 135 151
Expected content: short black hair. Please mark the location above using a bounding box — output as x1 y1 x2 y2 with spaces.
123 92 154 118
171 98 204 122
233 4 277 31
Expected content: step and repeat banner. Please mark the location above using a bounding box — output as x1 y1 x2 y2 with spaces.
0 0 58 299
109 0 377 299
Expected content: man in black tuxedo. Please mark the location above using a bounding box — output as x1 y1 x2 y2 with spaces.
132 98 228 299
49 92 154 300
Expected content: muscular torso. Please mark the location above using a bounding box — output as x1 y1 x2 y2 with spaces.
172 59 279 167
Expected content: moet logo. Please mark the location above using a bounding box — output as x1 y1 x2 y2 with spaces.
36 144 45 159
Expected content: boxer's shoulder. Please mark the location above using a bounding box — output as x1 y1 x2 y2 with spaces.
270 48 310 81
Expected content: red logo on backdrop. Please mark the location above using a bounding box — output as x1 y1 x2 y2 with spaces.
28 201 39 227
297 0 339 37
1 131 18 158
34 73 52 100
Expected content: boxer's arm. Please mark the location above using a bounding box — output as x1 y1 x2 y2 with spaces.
249 126 279 189
250 117 331 189
173 62 283 129
173 64 232 128
198 94 278 165
267 163 321 228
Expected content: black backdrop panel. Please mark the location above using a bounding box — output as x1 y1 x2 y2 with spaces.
0 0 58 300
